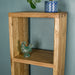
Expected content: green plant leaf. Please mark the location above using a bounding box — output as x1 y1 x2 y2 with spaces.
35 0 41 3
27 0 32 3
30 1 36 9
49 0 54 1
27 0 41 9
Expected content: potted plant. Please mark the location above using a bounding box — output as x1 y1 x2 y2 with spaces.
27 0 58 12
27 0 41 9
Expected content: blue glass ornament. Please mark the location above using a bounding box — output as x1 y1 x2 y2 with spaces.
21 42 33 57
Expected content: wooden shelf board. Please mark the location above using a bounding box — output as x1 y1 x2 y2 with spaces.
13 49 54 68
9 12 67 18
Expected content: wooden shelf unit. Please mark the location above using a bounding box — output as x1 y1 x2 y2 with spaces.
9 12 67 75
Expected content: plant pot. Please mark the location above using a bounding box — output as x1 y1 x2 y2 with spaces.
45 1 58 13
45 1 52 12
51 1 58 12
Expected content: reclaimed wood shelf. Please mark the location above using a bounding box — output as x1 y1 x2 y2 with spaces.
13 49 54 68
9 12 67 75
9 12 67 18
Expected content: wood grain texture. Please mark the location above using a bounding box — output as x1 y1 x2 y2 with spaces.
53 13 67 75
11 62 29 75
13 17 19 57
18 17 28 45
18 17 29 75
9 17 29 75
9 17 14 75
14 62 29 75
13 49 54 68
9 12 67 18
9 17 13 59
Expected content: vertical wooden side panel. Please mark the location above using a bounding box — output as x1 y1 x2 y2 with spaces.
53 13 67 75
9 17 29 75
9 17 13 59
17 17 29 75
53 17 60 75
18 17 28 45
9 17 15 75
59 14 67 75
14 62 29 75
13 17 19 57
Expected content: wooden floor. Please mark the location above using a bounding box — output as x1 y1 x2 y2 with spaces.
13 49 54 68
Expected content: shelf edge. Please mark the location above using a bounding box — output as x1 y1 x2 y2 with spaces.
13 58 54 68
